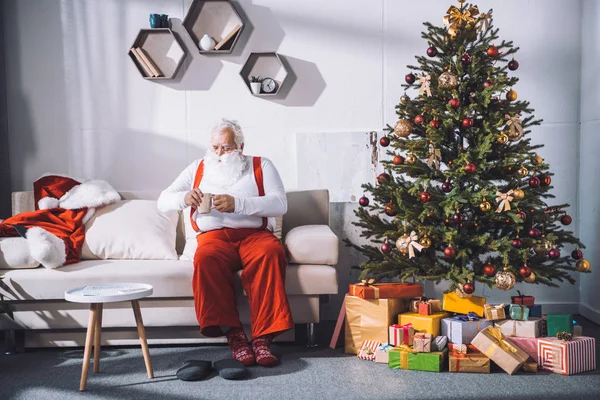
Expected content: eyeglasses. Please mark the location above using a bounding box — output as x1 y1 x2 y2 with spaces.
211 144 237 153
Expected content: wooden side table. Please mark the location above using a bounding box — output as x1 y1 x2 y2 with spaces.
64 283 154 391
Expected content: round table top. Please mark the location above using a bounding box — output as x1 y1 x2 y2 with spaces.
64 283 153 303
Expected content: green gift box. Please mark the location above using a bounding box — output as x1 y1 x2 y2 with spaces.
388 347 447 372
546 314 573 337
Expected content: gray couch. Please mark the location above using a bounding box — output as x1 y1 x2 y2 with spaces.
0 189 339 349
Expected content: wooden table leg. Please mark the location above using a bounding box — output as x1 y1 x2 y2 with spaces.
131 300 154 378
93 303 103 373
80 303 97 391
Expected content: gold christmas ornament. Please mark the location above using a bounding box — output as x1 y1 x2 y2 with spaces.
419 236 432 249
517 166 529 178
495 269 516 291
524 271 536 283
576 259 591 272
533 154 543 165
479 199 492 213
406 153 417 164
512 188 525 200
533 239 552 256
400 95 410 104
506 89 518 102
394 119 412 138
438 71 458 90
455 286 473 299
497 133 509 145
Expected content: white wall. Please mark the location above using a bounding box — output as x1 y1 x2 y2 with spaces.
3 0 588 319
579 0 600 324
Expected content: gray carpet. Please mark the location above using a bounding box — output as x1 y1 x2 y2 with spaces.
1 318 600 400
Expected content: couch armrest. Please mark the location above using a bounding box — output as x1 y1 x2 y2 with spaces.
284 225 339 266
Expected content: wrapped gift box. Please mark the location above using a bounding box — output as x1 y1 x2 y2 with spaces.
409 298 442 315
508 304 530 321
546 314 573 337
442 292 486 317
349 282 423 300
413 333 432 352
375 343 394 364
471 326 529 375
511 291 535 307
504 304 541 319
522 361 538 373
357 340 381 361
388 347 447 372
538 336 596 375
451 343 468 354
441 316 494 345
398 312 449 338
484 304 506 321
449 345 490 373
506 336 539 361
344 295 408 354
433 336 448 351
389 323 414 346
496 318 541 338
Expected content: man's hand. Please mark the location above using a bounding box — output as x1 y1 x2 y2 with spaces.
213 194 235 213
184 188 203 208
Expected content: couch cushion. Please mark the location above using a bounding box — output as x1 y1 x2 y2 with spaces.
0 237 40 269
81 200 179 260
285 225 339 265
0 260 337 300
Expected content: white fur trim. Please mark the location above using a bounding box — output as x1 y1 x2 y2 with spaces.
59 180 120 210
38 197 60 210
26 227 66 269
82 208 96 225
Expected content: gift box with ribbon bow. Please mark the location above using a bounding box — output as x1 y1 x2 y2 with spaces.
505 304 541 319
508 304 530 321
441 313 494 345
538 336 596 375
413 333 432 353
374 343 394 363
357 339 381 361
483 303 506 321
506 336 539 362
388 346 447 372
495 318 541 338
389 323 414 346
471 326 529 375
433 336 448 351
442 292 486 317
511 290 535 307
449 344 490 373
546 314 573 337
348 280 423 300
409 297 442 316
398 311 449 338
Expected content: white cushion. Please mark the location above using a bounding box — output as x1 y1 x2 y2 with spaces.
0 237 40 269
284 225 339 265
81 200 179 260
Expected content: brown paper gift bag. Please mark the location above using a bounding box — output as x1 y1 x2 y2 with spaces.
344 294 408 354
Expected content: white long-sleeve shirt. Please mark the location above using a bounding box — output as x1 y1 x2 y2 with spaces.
157 156 287 233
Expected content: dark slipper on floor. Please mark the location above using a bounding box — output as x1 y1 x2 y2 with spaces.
176 360 213 381
214 359 249 380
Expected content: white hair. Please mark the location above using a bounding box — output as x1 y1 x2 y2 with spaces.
209 118 244 147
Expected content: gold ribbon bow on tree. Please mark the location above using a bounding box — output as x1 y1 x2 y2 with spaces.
427 143 441 171
418 74 432 97
496 189 514 213
477 10 493 32
443 5 480 37
505 113 523 140
398 231 424 259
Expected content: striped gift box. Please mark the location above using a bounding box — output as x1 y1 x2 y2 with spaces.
538 336 596 375
357 340 382 361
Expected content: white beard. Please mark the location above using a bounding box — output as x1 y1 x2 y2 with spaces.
203 149 248 190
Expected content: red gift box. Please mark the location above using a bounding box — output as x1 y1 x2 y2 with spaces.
349 280 423 300
511 290 535 307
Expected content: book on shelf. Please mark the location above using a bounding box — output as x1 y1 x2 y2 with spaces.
137 47 163 77
130 47 154 77
214 24 241 50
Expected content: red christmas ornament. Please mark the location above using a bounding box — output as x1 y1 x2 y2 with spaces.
572 249 583 260
449 98 461 110
483 80 493 88
462 281 475 294
517 210 527 220
452 212 464 223
462 118 474 128
393 155 405 165
427 46 438 57
512 238 523 248
561 214 572 225
384 202 398 217
539 174 551 186
405 73 416 84
508 59 520 71
379 136 390 147
528 228 541 238
430 120 440 128
414 115 425 125
442 181 453 193
381 241 392 254
483 264 496 277
461 53 472 65
549 248 560 259
519 266 532 278
529 177 541 188
420 191 432 203
465 163 477 174
377 173 391 184
486 45 499 57
444 246 456 259
359 196 369 207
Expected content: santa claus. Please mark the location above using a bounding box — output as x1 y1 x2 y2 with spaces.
158 118 293 368
0 175 120 269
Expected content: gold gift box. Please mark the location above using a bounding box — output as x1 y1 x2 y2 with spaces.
442 292 486 317
398 311 449 338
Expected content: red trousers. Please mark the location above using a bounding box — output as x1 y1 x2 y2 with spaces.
192 228 294 339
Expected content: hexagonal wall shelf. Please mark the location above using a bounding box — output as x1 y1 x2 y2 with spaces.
129 28 187 80
240 52 289 96
183 0 245 54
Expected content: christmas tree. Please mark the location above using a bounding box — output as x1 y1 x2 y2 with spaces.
347 0 590 295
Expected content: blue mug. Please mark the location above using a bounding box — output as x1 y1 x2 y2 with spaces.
149 14 161 28
160 14 169 28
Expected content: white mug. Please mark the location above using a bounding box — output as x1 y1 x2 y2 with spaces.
198 193 213 214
